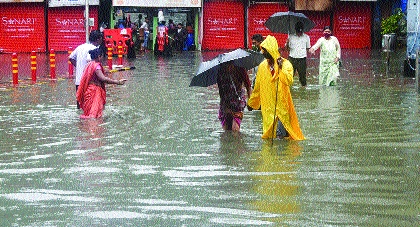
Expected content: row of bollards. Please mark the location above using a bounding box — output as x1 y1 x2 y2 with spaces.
11 49 60 85
10 44 125 86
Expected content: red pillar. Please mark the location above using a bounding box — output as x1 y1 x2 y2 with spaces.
68 47 73 76
31 51 37 83
50 49 56 79
12 53 18 85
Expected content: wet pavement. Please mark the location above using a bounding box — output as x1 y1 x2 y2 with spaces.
0 48 419 226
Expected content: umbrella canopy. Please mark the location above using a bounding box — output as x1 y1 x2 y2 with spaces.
264 11 315 34
190 48 264 87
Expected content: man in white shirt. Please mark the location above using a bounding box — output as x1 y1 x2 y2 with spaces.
285 22 310 87
69 30 103 108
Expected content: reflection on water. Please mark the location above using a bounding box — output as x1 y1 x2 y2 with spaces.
76 118 106 160
318 86 341 139
250 141 302 223
0 50 419 226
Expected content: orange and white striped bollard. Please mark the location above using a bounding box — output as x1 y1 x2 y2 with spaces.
12 53 18 85
50 49 56 79
107 43 113 69
31 51 37 83
118 42 123 65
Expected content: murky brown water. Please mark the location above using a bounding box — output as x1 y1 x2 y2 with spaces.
0 49 419 226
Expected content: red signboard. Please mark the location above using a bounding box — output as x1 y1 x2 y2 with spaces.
248 3 289 49
333 2 372 49
202 1 244 50
103 28 132 55
48 6 98 51
0 3 46 53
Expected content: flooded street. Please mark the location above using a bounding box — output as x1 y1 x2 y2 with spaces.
0 50 419 226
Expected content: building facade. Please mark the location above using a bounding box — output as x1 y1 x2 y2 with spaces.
0 0 404 53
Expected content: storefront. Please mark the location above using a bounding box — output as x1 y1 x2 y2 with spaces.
111 0 201 51
201 0 244 50
247 2 288 49
333 1 373 49
0 1 46 53
203 0 333 51
48 0 99 52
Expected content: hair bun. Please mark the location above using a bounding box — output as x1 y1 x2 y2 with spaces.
89 48 101 59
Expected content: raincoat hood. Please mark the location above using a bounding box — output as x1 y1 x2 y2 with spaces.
260 35 280 61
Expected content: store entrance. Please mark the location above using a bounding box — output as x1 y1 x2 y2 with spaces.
108 7 197 54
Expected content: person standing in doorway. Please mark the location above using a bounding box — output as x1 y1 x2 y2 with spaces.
174 23 188 51
309 26 341 86
155 20 171 56
140 17 150 52
285 21 311 87
69 30 103 109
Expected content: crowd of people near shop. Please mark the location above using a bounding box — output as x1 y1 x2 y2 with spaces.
109 11 195 57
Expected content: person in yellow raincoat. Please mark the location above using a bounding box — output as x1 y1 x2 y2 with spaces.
247 35 305 140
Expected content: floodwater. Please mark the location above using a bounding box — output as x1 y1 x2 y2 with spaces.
0 49 419 226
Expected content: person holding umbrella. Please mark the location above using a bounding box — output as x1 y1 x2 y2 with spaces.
247 35 305 140
309 26 341 86
190 48 264 131
217 61 252 131
285 21 311 87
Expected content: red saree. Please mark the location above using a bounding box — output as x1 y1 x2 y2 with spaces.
76 61 106 119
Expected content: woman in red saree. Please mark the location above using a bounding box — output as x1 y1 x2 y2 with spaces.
76 48 127 119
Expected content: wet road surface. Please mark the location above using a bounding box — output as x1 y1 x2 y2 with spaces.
0 49 419 226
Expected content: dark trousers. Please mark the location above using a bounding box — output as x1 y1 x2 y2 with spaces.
276 119 288 138
288 57 307 86
76 85 80 109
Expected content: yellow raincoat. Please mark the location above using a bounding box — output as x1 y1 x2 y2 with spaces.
247 35 305 140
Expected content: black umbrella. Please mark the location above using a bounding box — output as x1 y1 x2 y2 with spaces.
190 48 264 87
264 11 315 34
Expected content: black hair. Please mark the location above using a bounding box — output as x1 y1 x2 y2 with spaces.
323 26 332 31
88 48 102 60
295 21 304 32
251 34 263 42
89 30 103 42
